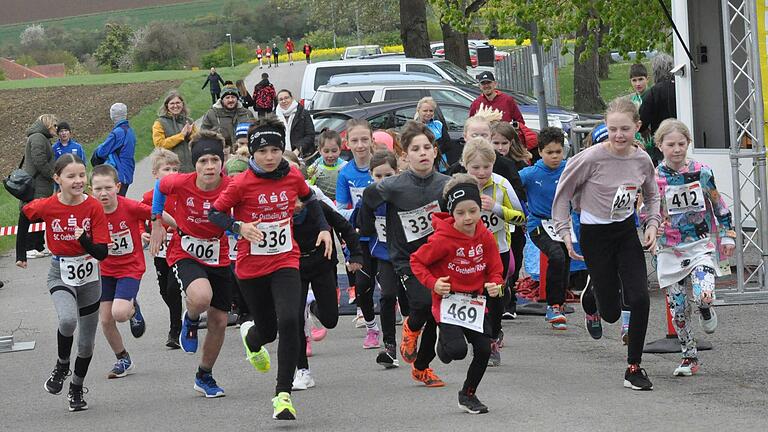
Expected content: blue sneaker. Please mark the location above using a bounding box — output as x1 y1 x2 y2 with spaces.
129 299 146 338
108 356 135 379
179 312 199 354
194 372 225 398
545 305 566 325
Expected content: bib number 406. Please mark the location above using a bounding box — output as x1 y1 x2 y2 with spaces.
186 242 215 260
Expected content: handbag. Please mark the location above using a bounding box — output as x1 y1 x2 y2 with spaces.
3 156 35 202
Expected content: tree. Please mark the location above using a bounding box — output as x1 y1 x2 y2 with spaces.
400 0 432 58
94 23 134 71
20 24 46 51
430 0 489 68
133 23 192 71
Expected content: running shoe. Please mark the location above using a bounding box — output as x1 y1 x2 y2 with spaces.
44 361 71 395
240 321 270 372
179 312 199 354
584 312 603 340
580 276 598 315
107 356 134 379
194 372 225 398
624 364 653 391
458 390 489 414
129 299 146 338
292 368 316 391
310 326 327 342
699 307 718 334
166 330 181 350
488 338 501 367
363 329 381 349
272 392 296 420
411 366 445 387
376 343 400 368
67 384 88 412
399 317 421 364
502 310 517 320
546 305 567 329
352 310 365 328
620 324 630 345
673 358 700 377
347 286 356 305
306 336 312 358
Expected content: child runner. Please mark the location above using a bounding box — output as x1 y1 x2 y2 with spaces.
359 120 451 387
225 123 252 176
520 127 571 330
208 117 333 420
92 164 161 378
293 196 363 390
16 154 111 412
461 137 525 365
552 97 660 391
149 130 234 398
336 119 380 347
354 150 408 368
141 149 182 349
308 129 347 201
653 119 735 376
410 173 503 414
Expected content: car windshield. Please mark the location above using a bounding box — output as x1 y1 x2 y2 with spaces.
313 114 351 132
313 89 374 110
347 47 380 58
434 60 478 86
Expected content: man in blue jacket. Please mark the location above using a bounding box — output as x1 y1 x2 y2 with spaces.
94 103 136 196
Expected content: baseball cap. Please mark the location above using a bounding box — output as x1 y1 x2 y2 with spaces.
476 71 495 83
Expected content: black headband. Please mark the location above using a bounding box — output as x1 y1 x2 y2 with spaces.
191 138 225 165
248 128 285 154
445 183 482 214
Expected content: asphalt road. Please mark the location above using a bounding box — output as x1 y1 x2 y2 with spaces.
1 62 767 431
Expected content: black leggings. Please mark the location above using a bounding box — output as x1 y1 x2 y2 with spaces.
238 268 302 394
154 257 182 333
297 268 339 370
486 251 509 339
438 322 491 393
355 244 377 322
580 217 650 365
400 271 437 371
378 260 405 346
530 227 571 306
229 264 249 315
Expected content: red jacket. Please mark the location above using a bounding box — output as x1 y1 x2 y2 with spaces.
285 40 295 52
410 212 504 323
469 90 524 125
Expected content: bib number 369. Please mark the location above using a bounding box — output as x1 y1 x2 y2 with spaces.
181 236 220 265
59 255 98 287
440 293 486 332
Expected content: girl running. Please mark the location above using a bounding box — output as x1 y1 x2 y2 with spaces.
653 119 735 376
208 116 333 420
552 97 661 391
16 154 111 412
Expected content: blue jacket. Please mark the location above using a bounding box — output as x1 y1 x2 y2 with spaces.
52 139 86 162
519 159 567 233
95 120 136 185
352 200 389 261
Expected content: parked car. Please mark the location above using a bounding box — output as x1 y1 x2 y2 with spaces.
342 45 383 60
433 47 508 67
300 56 478 109
326 72 443 86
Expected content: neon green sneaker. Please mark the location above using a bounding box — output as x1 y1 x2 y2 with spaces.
240 321 270 372
272 392 296 420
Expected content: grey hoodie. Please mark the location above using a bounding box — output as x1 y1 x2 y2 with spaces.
200 99 254 147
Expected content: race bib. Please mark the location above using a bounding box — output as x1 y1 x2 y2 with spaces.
108 229 134 256
250 219 292 256
227 234 240 261
440 293 486 332
156 232 172 259
540 219 578 243
375 215 387 242
181 235 221 265
59 255 98 287
481 211 505 233
350 187 365 207
398 201 440 243
610 184 639 221
665 182 705 215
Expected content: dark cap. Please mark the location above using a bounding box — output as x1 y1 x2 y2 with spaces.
476 71 495 83
57 122 71 133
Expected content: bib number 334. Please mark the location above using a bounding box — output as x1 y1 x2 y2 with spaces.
440 293 486 332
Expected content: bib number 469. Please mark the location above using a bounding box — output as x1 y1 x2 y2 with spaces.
445 302 477 323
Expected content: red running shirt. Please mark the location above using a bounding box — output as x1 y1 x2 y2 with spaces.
101 195 151 279
22 195 110 257
159 172 232 267
214 167 310 279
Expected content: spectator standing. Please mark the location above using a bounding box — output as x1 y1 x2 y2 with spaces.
200 85 255 149
414 97 457 170
152 90 198 173
275 89 316 159
640 53 676 166
20 113 58 258
469 71 524 125
93 103 136 196
303 43 312 64
52 122 86 162
202 67 225 105
272 43 280 67
286 37 295 65
253 73 278 118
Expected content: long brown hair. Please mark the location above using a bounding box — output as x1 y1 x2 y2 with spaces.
491 121 531 162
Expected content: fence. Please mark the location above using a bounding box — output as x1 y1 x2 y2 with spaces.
495 39 563 105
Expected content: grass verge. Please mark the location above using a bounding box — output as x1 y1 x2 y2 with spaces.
558 61 650 110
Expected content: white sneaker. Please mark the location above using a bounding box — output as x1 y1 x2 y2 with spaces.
699 307 717 334
26 250 44 259
352 310 365 328
292 368 315 391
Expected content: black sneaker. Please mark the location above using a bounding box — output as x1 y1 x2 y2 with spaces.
67 384 88 412
584 312 603 340
624 364 653 391
458 391 489 414
129 299 146 338
166 330 181 350
44 362 71 395
580 275 598 315
376 343 399 369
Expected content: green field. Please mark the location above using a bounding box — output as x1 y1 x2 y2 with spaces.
0 0 262 47
558 61 650 110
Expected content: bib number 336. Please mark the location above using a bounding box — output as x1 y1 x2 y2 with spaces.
250 219 292 256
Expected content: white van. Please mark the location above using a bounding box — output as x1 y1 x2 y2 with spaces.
342 45 383 59
299 56 478 109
